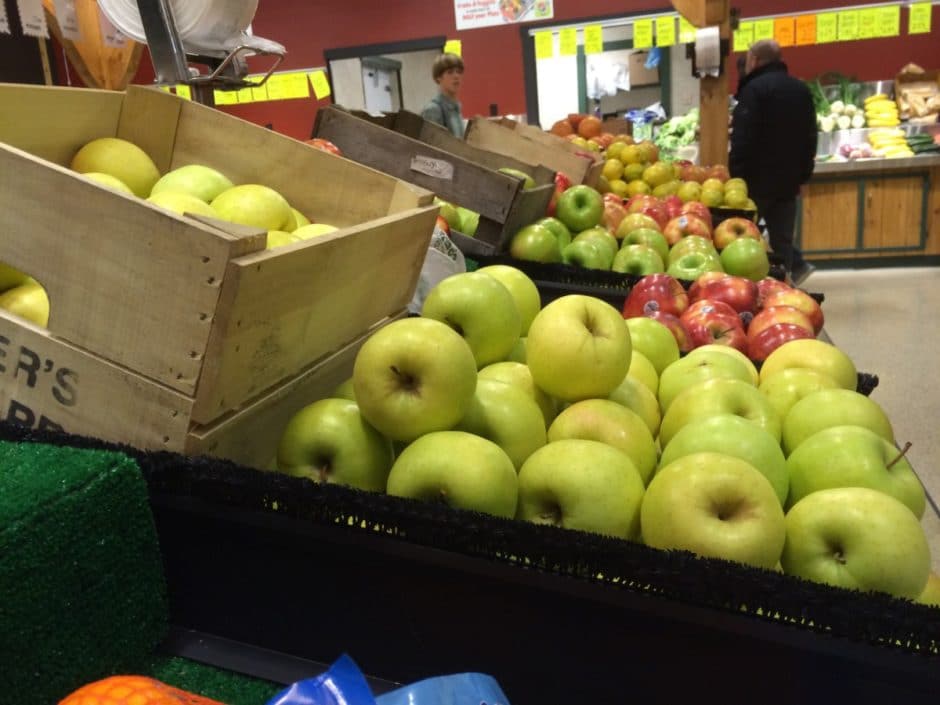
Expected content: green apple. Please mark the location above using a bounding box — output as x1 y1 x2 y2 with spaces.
574 227 619 262
781 487 930 599
435 198 462 231
275 398 393 491
517 439 646 538
70 136 161 198
456 206 480 236
641 452 786 569
625 317 680 375
917 572 940 607
147 190 219 218
332 377 356 401
0 278 49 327
555 184 604 232
0 261 30 293
660 378 782 448
612 244 665 276
83 171 134 195
758 367 839 422
608 374 661 437
666 235 716 267
620 228 669 263
476 265 541 335
211 184 293 231
687 344 759 386
627 350 658 396
352 317 477 442
499 167 536 190
478 361 557 425
293 223 339 239
526 295 631 402
657 349 754 413
782 388 894 455
290 207 311 229
510 223 562 263
387 430 518 518
422 272 521 368
785 425 925 516
548 399 657 485
150 164 234 203
266 230 298 249
759 339 857 391
535 216 572 249
659 413 789 505
719 237 770 281
506 337 526 363
455 378 547 470
562 239 612 270
667 251 722 282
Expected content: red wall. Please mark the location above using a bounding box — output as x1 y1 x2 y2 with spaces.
57 1 940 138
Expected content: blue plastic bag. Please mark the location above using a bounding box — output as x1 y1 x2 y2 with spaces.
265 654 377 705
375 673 510 705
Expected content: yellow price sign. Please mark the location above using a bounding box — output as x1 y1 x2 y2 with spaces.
213 89 238 105
175 85 192 100
753 19 774 41
308 70 332 99
733 22 753 53
875 5 900 37
534 31 553 59
816 13 838 43
236 87 254 103
559 27 577 55
909 3 932 34
838 11 859 40
774 17 795 47
655 16 676 46
583 24 603 54
265 73 311 101
251 85 269 102
858 8 877 38
444 39 462 56
633 19 653 49
678 15 696 43
795 15 816 45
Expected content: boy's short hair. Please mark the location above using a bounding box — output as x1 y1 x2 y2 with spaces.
432 53 464 80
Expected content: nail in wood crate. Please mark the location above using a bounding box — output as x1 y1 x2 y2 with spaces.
464 116 604 188
0 83 438 432
313 106 554 255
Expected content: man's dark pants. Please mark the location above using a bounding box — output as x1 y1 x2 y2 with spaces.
753 195 807 273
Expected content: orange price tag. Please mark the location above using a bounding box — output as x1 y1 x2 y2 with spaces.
795 15 817 45
774 17 795 47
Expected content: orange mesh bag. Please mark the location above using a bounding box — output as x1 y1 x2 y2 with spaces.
60 676 227 705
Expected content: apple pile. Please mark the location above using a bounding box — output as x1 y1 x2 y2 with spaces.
274 264 939 606
547 112 635 155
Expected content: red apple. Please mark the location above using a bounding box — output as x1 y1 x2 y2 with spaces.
546 170 574 217
680 299 748 352
762 288 825 334
713 217 762 251
747 323 816 362
435 215 450 237
688 273 759 316
622 273 690 318
706 164 730 182
680 201 713 227
756 277 793 307
662 214 713 246
662 195 684 220
647 310 692 353
305 138 342 156
680 164 708 183
601 200 628 234
747 306 815 342
627 196 669 230
603 192 625 207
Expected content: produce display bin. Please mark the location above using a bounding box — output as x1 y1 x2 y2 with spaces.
312 106 554 254
0 83 437 463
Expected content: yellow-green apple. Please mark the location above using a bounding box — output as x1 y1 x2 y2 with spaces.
387 431 518 518
659 378 782 447
509 223 562 263
747 323 816 363
725 177 748 194
352 317 477 442
641 452 786 569
477 265 541 335
275 398 393 491
759 339 857 390
666 251 722 282
622 273 689 318
70 136 160 198
293 223 339 239
700 188 723 207
713 216 761 251
702 177 725 192
781 487 930 599
457 206 481 236
757 367 839 420
688 344 760 385
455 378 546 470
291 207 311 229
782 389 895 455
556 184 604 232
147 191 219 218
266 230 297 249
627 350 658 395
917 572 940 607
679 299 747 352
211 184 293 231
506 337 526 363
646 310 691 353
562 239 611 270
150 164 234 203
688 272 759 316
662 214 712 245
478 361 557 425
548 399 657 484
625 196 669 230
517 439 645 538
747 306 814 342
616 213 662 238
762 288 825 334
83 171 134 195
722 189 750 209
422 272 521 368
659 413 789 505
574 226 619 261
608 374 662 437
785 425 925 516
0 261 29 292
676 180 702 203
719 237 770 281
657 349 756 412
679 164 707 183
332 377 356 401
612 244 665 276
436 199 462 231
620 228 669 263
642 162 674 189
526 295 631 402
0 279 50 327
666 235 717 267
680 201 713 227
625 316 680 375
534 216 572 249
498 167 536 190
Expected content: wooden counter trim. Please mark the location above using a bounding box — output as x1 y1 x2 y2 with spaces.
813 154 940 176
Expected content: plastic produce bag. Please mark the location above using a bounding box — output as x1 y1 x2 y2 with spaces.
376 673 510 705
266 654 377 705
408 223 466 313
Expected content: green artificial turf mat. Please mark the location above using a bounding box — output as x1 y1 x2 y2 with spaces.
0 440 169 705
145 655 282 705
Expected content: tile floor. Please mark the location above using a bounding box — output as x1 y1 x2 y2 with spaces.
803 265 940 571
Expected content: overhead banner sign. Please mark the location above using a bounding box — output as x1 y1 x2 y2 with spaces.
455 0 553 30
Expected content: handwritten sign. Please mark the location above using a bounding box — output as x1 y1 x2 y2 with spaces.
754 19 774 42
655 16 676 47
53 0 81 41
444 39 462 56
308 70 332 99
733 22 753 53
17 0 48 38
534 31 553 59
175 85 192 101
774 17 795 47
679 15 696 43
909 3 931 34
97 8 126 47
236 87 254 103
583 24 603 54
265 73 311 100
858 8 877 39
795 15 816 45
411 155 454 180
0 2 9 34
559 27 577 55
213 90 239 106
816 13 838 43
838 11 859 41
633 19 653 49
875 5 900 37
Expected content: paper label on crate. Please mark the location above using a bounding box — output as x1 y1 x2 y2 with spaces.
558 27 577 55
655 16 675 46
0 2 9 34
410 155 454 180
53 0 80 40
16 0 48 38
909 3 931 34
816 13 838 43
98 10 126 47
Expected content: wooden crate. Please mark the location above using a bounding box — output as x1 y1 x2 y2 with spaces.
313 106 554 254
464 117 604 187
0 83 438 426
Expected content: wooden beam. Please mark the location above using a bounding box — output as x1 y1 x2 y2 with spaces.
670 0 729 28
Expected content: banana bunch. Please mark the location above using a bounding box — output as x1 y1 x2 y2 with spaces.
864 94 901 127
868 128 914 158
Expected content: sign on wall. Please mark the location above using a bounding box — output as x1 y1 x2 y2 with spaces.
455 0 553 31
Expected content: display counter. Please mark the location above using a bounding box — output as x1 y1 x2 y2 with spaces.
799 154 940 265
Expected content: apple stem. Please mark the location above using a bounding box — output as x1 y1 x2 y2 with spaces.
887 441 913 469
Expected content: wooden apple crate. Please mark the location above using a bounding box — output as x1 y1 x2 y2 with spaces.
464 116 604 188
0 83 438 459
312 106 554 254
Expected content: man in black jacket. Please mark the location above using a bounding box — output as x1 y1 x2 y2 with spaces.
730 40 818 285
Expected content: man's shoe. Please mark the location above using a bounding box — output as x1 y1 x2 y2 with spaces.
791 262 816 287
